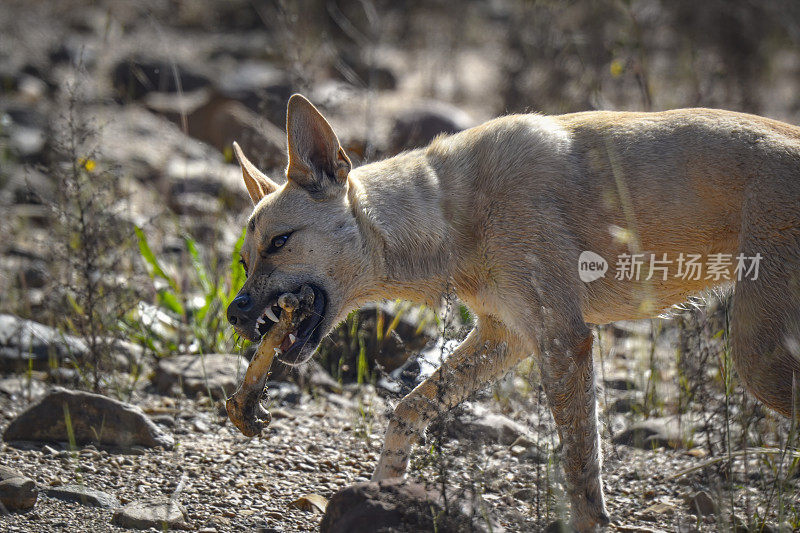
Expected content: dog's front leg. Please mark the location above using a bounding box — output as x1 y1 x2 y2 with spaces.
372 316 525 481
540 330 609 531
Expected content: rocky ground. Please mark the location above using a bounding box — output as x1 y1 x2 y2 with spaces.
0 312 799 532
3 0 800 531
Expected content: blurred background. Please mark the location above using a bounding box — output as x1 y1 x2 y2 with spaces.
2 0 800 531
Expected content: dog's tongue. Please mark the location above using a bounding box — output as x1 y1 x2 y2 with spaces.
279 335 294 352
226 285 315 437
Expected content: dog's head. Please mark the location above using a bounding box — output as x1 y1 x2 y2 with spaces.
227 94 369 364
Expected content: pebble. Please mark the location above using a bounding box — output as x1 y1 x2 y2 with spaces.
44 484 120 508
0 475 38 511
112 498 189 530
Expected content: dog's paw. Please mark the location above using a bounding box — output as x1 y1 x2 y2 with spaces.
569 485 610 532
371 454 409 482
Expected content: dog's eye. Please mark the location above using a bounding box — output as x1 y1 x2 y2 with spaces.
267 233 291 254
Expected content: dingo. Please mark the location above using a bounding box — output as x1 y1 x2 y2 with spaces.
227 94 800 531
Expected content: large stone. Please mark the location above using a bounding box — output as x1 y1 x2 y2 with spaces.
611 417 694 450
112 498 189 530
152 354 248 399
0 466 38 511
146 91 287 171
112 57 212 100
320 479 498 533
0 314 88 372
3 388 174 449
389 102 474 153
2 164 53 206
44 484 119 508
215 62 293 125
0 375 48 402
331 49 397 91
317 302 436 384
446 403 531 445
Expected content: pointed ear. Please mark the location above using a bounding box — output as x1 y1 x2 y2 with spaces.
286 94 351 196
233 142 279 205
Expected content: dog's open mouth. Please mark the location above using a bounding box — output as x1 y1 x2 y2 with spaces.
226 284 326 437
254 284 327 363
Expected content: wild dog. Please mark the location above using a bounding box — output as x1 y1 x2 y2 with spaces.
226 94 800 531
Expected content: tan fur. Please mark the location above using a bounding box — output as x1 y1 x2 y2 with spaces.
228 95 800 531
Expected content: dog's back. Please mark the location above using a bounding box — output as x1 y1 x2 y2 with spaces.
430 107 800 416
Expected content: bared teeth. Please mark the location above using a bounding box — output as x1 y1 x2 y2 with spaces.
256 316 265 325
265 307 279 322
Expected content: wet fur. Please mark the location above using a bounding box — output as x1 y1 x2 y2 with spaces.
229 97 800 531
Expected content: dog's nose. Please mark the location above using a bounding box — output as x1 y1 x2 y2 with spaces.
228 293 253 325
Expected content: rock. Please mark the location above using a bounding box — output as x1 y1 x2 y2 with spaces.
49 37 99 68
611 417 693 450
215 62 292 124
112 57 211 100
378 338 459 394
607 320 653 339
47 368 81 386
509 438 547 463
641 501 675 521
0 477 38 512
1 104 47 162
0 314 88 372
317 302 436 384
2 164 53 206
332 49 397 91
602 373 639 391
289 493 328 513
685 490 717 516
44 484 119 508
164 154 251 205
264 381 302 405
389 102 474 153
152 354 249 399
0 467 38 511
543 519 570 533
3 388 174 449
8 125 45 160
90 105 216 185
320 479 498 533
112 498 189 530
0 375 48 401
307 363 343 394
147 92 287 170
607 392 645 414
150 414 176 428
446 403 531 445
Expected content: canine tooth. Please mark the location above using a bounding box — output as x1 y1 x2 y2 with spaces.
265 308 279 322
274 347 282 356
289 333 296 344
256 317 265 325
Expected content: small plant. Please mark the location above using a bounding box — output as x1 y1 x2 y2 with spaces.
48 75 138 392
127 226 246 357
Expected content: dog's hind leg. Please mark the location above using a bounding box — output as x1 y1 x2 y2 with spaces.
730 200 800 417
536 323 609 531
371 315 527 481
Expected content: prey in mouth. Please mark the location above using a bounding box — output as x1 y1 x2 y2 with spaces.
253 284 327 364
226 285 322 437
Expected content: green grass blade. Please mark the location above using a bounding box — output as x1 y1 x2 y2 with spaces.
135 226 179 292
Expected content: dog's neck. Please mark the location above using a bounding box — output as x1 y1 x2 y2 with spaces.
347 149 454 306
